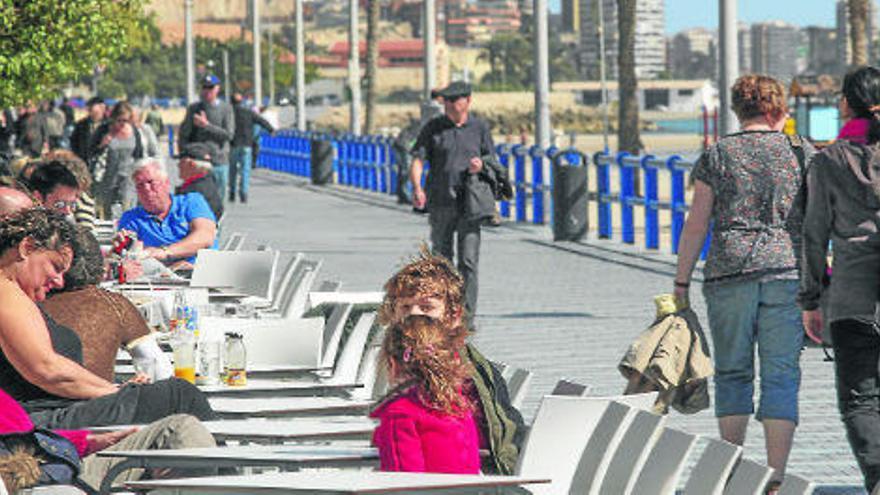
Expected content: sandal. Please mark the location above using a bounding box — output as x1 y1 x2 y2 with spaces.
765 480 782 495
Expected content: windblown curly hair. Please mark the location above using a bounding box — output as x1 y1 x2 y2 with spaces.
382 315 472 415
731 74 788 122
0 208 75 256
378 245 466 327
61 226 104 290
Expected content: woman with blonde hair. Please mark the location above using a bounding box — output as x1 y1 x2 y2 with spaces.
674 74 815 492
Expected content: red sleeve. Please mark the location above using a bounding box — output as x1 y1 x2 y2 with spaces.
54 430 89 457
373 413 425 472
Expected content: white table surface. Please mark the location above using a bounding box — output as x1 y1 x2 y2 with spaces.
125 471 551 494
98 444 377 467
209 396 374 417
196 378 361 397
89 418 377 442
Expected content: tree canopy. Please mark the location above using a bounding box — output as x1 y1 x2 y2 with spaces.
0 0 145 105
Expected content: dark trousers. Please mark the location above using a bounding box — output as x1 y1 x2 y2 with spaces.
832 319 880 492
392 145 410 204
28 378 217 429
429 205 481 317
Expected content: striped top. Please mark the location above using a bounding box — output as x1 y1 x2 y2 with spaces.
75 191 97 230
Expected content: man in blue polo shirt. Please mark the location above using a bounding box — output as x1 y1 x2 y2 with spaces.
117 159 217 265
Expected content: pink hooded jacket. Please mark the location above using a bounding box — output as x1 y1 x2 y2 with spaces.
370 386 481 474
0 388 90 457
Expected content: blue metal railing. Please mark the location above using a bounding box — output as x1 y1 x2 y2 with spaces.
256 129 707 257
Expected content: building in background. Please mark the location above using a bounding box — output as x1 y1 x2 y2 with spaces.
561 0 580 33
445 0 522 47
805 26 840 74
578 0 666 80
668 28 716 79
738 23 752 74
750 21 803 81
836 0 879 65
553 79 717 112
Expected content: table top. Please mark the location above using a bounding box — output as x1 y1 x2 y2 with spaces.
98 444 377 463
209 396 374 416
126 471 551 494
197 378 361 396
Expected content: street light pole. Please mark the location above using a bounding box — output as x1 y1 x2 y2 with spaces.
295 0 306 130
223 49 230 102
253 0 262 106
718 0 739 136
534 0 550 150
268 27 275 105
349 0 361 135
424 0 436 102
184 0 196 104
598 0 609 152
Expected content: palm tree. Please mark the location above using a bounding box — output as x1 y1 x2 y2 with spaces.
364 0 380 134
617 0 640 154
849 0 869 66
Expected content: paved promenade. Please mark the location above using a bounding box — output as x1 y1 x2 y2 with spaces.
222 168 862 494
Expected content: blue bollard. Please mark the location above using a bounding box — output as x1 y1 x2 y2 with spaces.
594 150 612 238
496 144 512 218
668 155 686 254
512 144 527 222
167 125 175 158
530 145 545 225
642 155 659 250
618 152 635 244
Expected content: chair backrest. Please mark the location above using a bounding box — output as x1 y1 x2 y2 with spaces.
776 474 815 495
597 409 667 494
516 396 627 495
506 368 533 410
270 253 304 310
723 458 774 495
568 393 659 495
630 427 698 495
550 379 590 397
190 250 278 300
329 312 376 384
353 345 382 399
682 437 742 495
280 259 323 319
321 303 355 369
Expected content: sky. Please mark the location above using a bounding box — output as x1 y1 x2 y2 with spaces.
548 0 839 34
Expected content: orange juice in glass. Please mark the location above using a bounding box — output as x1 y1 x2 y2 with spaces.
172 340 196 384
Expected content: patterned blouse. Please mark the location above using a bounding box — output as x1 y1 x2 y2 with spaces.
691 130 816 283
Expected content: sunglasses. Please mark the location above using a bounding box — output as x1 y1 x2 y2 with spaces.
52 199 78 211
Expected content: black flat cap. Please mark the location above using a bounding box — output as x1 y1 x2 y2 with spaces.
177 142 218 163
86 96 105 107
438 81 471 99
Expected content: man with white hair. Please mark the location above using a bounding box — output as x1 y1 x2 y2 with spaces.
117 159 217 265
175 142 223 220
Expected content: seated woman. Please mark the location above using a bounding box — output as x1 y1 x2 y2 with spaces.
42 226 168 382
370 315 480 474
0 387 215 493
0 208 216 429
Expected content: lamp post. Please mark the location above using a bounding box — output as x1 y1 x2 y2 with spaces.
184 0 196 104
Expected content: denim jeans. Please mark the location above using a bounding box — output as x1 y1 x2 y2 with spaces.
429 205 481 316
211 164 229 203
831 319 880 492
230 146 253 198
703 278 803 423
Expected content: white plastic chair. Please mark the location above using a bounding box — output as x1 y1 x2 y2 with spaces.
597 409 667 494
723 458 775 495
516 396 629 495
320 303 355 370
569 392 659 495
776 474 815 495
630 427 698 495
682 437 743 495
260 253 303 311
506 368 533 410
220 231 246 251
279 260 323 319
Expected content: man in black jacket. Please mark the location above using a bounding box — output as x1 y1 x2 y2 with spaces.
230 93 275 203
70 97 106 163
175 142 224 221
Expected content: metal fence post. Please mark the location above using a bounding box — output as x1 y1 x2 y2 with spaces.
513 144 527 222
668 155 686 254
594 150 612 239
642 154 659 250
530 145 545 224
496 144 512 218
618 152 634 244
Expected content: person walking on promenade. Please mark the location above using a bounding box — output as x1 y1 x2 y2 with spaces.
178 75 234 204
409 82 495 317
230 93 274 203
674 74 814 492
71 97 106 164
800 66 880 493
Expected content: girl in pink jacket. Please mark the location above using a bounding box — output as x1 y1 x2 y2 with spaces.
370 315 480 474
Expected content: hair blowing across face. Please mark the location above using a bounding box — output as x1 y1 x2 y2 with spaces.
0 208 74 256
382 315 472 415
842 66 880 145
378 246 466 327
731 74 788 123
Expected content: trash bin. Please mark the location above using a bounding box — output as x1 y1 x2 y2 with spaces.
552 149 588 241
310 138 334 185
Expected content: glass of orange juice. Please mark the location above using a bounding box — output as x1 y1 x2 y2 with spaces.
172 340 196 384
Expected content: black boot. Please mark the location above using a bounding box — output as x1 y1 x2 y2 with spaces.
240 192 248 203
229 191 236 203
